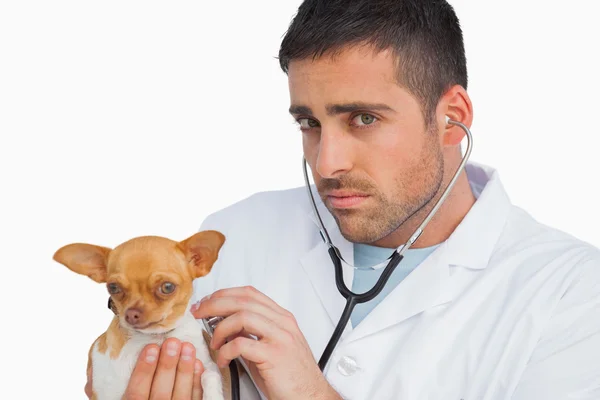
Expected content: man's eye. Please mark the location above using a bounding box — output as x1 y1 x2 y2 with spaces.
297 118 320 129
352 113 377 126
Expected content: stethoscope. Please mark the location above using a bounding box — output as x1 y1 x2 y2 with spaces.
203 116 473 399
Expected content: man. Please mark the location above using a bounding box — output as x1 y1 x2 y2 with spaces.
87 0 600 399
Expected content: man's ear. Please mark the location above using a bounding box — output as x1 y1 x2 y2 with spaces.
178 230 226 278
53 243 112 283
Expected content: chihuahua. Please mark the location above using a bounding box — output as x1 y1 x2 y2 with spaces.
53 230 228 400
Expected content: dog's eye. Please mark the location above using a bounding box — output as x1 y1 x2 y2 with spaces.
160 282 176 295
107 283 121 294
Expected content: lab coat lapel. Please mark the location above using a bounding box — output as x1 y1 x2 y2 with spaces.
346 243 453 342
300 194 355 334
344 163 512 342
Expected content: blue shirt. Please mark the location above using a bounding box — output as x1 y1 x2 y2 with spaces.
351 242 439 327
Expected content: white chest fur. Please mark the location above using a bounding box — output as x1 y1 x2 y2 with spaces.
91 311 224 400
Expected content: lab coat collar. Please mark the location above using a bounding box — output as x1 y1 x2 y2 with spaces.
441 162 511 270
300 162 512 337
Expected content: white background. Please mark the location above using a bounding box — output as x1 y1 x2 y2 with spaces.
1 0 599 398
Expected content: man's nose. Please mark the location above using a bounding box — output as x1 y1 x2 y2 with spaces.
125 308 143 325
315 129 353 178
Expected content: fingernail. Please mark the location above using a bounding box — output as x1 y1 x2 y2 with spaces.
190 301 200 312
181 344 193 361
167 341 179 357
146 347 158 363
194 360 202 373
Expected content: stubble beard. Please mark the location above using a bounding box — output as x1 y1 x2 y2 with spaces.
319 132 445 245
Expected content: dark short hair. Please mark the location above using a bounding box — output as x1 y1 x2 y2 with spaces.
278 0 468 126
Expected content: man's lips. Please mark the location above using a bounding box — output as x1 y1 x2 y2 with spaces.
326 191 369 208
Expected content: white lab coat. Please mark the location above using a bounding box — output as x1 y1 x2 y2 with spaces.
192 162 600 400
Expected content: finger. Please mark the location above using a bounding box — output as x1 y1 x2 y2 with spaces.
193 296 286 328
192 360 204 400
149 338 181 399
216 336 268 369
122 344 160 399
211 310 280 350
171 342 196 400
221 328 256 345
202 286 288 315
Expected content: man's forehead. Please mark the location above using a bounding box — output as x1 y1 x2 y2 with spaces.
287 51 405 114
288 47 401 92
287 46 398 80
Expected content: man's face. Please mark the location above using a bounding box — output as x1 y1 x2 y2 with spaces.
288 46 445 245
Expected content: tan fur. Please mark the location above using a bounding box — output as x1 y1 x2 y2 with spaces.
54 230 227 399
54 233 225 333
108 317 128 359
96 333 107 355
86 318 129 398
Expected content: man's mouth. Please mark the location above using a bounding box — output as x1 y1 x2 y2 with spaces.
325 191 370 209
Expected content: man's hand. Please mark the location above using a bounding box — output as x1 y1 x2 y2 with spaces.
85 338 205 399
192 285 342 400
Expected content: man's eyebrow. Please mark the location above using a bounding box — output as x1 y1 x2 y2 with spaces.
326 102 395 115
288 105 313 116
288 102 395 116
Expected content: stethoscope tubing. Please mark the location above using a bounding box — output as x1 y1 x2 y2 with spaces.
304 118 474 371
318 248 404 370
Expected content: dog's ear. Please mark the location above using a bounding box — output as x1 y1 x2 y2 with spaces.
178 230 226 278
53 243 112 283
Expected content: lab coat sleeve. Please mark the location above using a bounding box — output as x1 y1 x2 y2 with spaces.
511 256 600 399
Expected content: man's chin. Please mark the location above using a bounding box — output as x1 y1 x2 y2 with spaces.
334 211 402 244
332 215 373 243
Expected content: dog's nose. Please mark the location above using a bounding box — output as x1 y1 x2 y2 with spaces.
125 308 142 325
